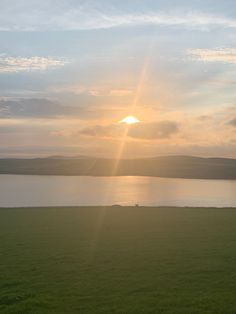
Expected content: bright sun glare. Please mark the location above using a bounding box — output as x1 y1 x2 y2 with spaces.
119 115 140 124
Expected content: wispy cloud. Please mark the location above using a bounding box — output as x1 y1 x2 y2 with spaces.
1 2 236 32
84 12 236 31
0 55 69 73
188 48 236 64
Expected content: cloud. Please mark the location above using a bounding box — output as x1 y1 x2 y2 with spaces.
0 98 82 118
128 121 179 139
1 2 236 31
87 12 236 31
80 121 179 140
50 85 133 98
0 55 69 73
0 98 125 120
188 48 236 64
80 124 124 138
228 118 236 127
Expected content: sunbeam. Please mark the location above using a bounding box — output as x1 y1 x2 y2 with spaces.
111 42 154 176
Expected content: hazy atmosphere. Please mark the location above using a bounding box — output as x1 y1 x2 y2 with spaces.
1 0 236 158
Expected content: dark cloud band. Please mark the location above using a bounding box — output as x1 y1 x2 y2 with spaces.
80 121 179 140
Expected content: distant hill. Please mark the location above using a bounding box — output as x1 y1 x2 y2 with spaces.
0 156 235 179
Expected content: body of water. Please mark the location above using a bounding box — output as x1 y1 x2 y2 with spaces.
0 175 235 207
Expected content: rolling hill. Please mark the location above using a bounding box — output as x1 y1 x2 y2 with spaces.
0 155 235 179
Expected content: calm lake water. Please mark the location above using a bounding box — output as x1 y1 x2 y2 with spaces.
0 175 235 207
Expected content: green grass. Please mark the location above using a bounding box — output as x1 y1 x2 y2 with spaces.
1 206 236 313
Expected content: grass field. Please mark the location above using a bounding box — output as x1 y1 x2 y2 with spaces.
1 206 236 313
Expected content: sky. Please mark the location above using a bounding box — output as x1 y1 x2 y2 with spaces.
0 0 236 158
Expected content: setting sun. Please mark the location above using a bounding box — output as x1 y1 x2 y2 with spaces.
119 115 140 124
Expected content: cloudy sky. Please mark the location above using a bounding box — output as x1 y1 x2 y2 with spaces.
0 0 236 158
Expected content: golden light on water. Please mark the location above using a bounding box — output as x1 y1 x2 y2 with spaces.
119 115 140 124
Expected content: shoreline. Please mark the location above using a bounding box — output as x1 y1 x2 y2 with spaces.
1 205 236 209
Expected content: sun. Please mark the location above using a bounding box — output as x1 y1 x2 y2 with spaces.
119 115 140 125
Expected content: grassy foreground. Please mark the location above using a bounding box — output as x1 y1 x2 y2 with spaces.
1 206 236 314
